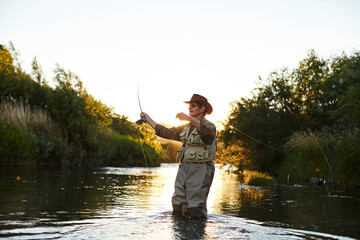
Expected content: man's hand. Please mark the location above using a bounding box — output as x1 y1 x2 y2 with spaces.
176 112 191 121
176 112 202 131
140 112 148 121
139 112 157 129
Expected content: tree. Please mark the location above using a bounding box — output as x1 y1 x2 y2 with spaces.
328 52 360 128
220 50 360 176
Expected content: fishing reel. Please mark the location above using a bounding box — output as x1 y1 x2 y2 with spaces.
136 118 146 125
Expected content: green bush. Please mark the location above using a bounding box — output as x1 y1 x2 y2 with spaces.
280 128 360 185
35 134 71 166
0 121 36 165
89 131 161 167
243 171 275 186
0 44 162 167
220 50 360 184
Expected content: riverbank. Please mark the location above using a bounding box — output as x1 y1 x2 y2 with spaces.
0 45 162 167
219 50 360 187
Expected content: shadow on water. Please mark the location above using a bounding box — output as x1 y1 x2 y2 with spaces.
0 164 359 239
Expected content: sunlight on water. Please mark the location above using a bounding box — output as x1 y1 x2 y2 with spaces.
208 167 266 216
0 164 358 239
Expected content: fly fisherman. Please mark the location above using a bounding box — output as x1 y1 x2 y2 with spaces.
140 94 217 218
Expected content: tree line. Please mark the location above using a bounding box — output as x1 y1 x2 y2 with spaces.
0 43 161 167
219 50 360 185
2 42 359 185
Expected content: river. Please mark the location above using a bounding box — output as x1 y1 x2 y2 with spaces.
0 163 359 239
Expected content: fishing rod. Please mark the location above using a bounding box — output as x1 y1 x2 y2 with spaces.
135 84 178 164
136 82 146 125
136 82 148 167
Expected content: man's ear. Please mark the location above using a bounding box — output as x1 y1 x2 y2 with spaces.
200 105 206 115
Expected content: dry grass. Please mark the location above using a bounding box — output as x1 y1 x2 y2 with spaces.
0 100 58 135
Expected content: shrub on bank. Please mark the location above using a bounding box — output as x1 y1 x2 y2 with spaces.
0 100 71 166
35 134 71 166
0 99 58 135
0 121 36 165
280 128 360 185
0 44 162 167
243 171 275 186
0 98 162 167
89 130 161 167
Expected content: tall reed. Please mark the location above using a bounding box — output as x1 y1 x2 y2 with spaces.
0 99 59 135
280 127 360 185
0 99 67 166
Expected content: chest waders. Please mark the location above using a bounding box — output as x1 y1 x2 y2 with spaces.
172 125 216 218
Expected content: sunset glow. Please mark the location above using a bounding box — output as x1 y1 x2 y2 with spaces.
1 0 359 128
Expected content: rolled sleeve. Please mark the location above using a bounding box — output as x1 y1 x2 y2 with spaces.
200 118 216 145
155 124 184 141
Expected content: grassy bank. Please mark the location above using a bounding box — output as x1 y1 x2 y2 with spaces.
0 100 68 166
89 129 159 167
242 170 275 186
0 100 160 167
0 44 162 167
219 50 360 187
280 128 360 186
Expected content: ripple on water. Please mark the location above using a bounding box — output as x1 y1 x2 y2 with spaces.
0 212 354 240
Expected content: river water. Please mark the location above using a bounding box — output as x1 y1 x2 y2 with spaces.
0 163 359 239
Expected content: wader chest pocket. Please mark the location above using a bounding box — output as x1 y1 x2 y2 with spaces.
184 149 196 160
184 148 209 161
197 150 208 160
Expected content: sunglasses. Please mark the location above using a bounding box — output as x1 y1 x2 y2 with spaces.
189 103 202 108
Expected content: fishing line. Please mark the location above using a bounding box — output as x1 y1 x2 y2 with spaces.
229 124 318 168
137 128 148 168
135 82 177 165
230 125 280 151
285 105 332 172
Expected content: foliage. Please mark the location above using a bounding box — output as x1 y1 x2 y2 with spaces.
243 171 275 186
89 129 160 167
0 121 36 165
161 140 182 163
111 114 137 137
0 99 59 136
216 140 251 172
0 43 160 167
280 128 360 185
220 50 360 184
137 123 163 156
328 52 360 128
0 100 71 166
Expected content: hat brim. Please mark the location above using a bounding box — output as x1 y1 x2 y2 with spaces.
184 100 213 115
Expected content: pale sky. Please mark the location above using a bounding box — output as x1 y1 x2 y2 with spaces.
1 0 359 128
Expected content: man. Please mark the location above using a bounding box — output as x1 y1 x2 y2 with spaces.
140 94 217 218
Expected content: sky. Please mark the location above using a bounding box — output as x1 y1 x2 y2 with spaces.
1 0 359 129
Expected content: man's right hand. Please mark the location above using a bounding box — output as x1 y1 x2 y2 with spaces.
139 112 157 129
140 112 147 121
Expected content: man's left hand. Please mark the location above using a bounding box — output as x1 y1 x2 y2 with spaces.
176 112 191 121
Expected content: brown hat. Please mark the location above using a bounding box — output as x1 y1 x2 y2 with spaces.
184 94 213 115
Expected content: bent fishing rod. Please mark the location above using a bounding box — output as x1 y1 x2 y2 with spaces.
135 82 148 167
136 82 146 125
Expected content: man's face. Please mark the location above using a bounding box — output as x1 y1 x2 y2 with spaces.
188 102 204 118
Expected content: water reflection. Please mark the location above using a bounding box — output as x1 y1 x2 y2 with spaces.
0 164 359 239
171 216 207 239
208 168 267 216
